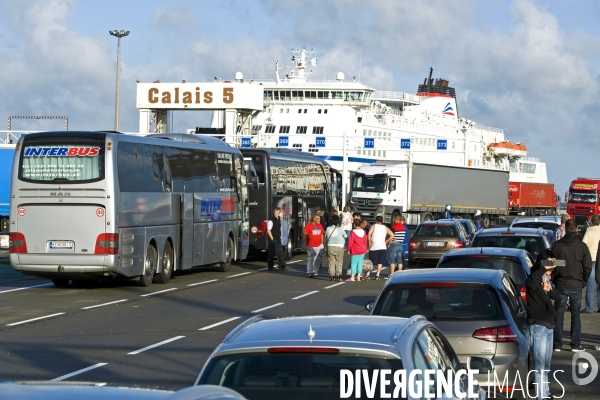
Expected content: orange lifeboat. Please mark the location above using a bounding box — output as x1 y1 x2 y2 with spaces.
488 141 515 156
512 142 527 157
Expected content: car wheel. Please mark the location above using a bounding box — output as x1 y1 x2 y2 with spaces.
138 244 157 287
153 241 173 284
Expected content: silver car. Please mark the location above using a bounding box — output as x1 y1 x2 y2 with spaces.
194 315 489 400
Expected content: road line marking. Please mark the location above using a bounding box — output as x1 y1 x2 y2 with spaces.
226 272 251 278
0 283 53 294
7 312 65 326
287 260 302 264
52 363 108 381
199 316 241 331
251 303 284 313
127 336 185 355
292 291 319 300
324 282 345 289
258 267 269 271
140 288 178 297
187 279 218 287
82 299 128 309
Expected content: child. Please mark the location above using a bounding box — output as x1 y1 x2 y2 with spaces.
347 220 368 281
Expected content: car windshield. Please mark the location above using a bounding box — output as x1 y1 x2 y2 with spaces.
373 283 504 321
438 256 528 285
415 224 455 237
511 222 558 231
471 235 546 259
198 352 405 400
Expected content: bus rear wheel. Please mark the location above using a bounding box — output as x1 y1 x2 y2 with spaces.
153 241 173 284
217 236 233 272
52 278 70 287
138 245 156 287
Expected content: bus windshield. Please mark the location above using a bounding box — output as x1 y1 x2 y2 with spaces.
568 191 597 204
352 173 387 192
19 138 105 183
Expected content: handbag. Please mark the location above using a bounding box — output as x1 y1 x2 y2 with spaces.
362 251 374 272
323 227 337 257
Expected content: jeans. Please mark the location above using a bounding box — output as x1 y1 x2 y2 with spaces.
306 245 323 275
350 254 365 275
554 287 582 349
267 239 286 270
584 262 599 312
387 243 403 265
529 324 553 400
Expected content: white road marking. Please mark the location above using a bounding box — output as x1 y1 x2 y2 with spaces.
199 316 241 331
52 363 108 381
140 288 178 297
287 260 302 264
0 283 53 294
251 303 284 313
292 291 319 300
7 312 66 326
226 272 251 278
81 299 128 310
258 267 269 271
127 336 186 355
324 282 345 289
187 279 218 287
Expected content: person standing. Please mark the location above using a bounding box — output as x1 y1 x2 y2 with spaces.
388 215 409 276
266 207 287 271
582 214 600 312
324 215 347 281
474 210 483 231
303 213 324 278
347 221 368 282
442 204 452 219
340 206 353 247
551 219 592 352
369 216 394 280
526 249 561 400
555 214 569 242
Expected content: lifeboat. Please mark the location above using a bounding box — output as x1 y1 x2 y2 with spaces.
488 141 515 156
512 142 527 157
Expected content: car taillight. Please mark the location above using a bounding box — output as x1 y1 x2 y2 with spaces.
95 233 119 254
9 232 27 253
473 326 517 342
409 239 417 250
453 240 463 249
520 286 527 302
267 347 340 354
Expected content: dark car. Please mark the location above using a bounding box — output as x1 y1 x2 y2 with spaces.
439 218 479 239
470 226 552 260
408 220 471 268
367 268 530 395
436 247 533 302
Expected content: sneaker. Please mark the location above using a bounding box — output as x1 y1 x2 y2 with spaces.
571 346 586 352
384 275 390 280
553 348 561 352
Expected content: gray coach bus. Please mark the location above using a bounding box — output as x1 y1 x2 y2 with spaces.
9 131 253 287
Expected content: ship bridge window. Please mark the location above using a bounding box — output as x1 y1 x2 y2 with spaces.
297 126 307 134
306 91 317 99
318 91 329 99
332 91 343 99
348 92 363 101
265 126 276 134
521 163 536 174
318 109 322 114
298 109 302 113
292 91 303 101
324 109 328 114
280 91 291 101
304 109 307 113
264 91 273 101
279 126 290 134
312 126 324 134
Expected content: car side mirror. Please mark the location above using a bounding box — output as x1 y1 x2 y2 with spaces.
467 356 494 374
365 301 375 312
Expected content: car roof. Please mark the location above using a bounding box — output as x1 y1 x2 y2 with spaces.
511 216 561 225
387 268 505 285
440 247 528 257
418 220 459 225
437 219 471 223
474 227 546 236
213 315 426 356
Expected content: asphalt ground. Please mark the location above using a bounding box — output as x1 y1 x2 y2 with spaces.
1 246 599 398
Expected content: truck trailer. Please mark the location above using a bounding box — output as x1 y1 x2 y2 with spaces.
350 162 509 228
508 182 557 215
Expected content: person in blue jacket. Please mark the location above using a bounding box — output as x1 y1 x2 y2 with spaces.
442 204 452 219
386 214 410 278
474 210 483 231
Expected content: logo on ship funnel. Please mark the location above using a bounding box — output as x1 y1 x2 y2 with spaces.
442 102 455 116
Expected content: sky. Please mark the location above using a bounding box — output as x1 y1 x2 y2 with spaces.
0 0 599 195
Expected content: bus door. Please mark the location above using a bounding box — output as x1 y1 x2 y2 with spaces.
180 192 193 269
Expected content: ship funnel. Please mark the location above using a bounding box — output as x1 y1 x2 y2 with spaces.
336 72 345 82
235 72 244 82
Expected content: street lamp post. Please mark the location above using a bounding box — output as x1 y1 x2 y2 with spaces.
109 29 130 131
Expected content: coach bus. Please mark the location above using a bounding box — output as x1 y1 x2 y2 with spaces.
9 131 254 287
241 148 339 259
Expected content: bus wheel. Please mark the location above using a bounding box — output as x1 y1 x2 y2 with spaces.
52 278 70 287
217 236 233 272
138 245 157 287
153 241 173 284
285 233 294 260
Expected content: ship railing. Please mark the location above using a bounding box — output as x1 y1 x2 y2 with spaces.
520 157 540 162
372 91 421 104
474 124 504 134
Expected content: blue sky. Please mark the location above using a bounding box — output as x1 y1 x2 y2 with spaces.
1 0 599 194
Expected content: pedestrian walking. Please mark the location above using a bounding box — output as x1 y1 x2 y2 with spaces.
551 219 592 352
324 215 347 281
526 249 561 400
388 214 409 275
347 221 368 282
303 213 324 278
267 207 287 271
555 214 569 242
340 205 353 247
582 214 600 313
368 216 394 280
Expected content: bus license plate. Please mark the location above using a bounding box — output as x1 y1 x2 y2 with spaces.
425 241 445 247
49 241 74 249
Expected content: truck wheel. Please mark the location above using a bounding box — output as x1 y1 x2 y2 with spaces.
284 232 294 260
138 244 157 287
153 241 173 284
482 214 491 229
421 212 434 222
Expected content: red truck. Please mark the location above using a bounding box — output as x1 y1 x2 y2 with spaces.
566 178 600 226
508 182 557 215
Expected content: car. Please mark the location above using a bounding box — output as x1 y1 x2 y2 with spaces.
367 268 530 395
194 315 489 400
436 247 533 302
438 218 479 239
510 216 562 242
470 226 552 260
408 220 472 268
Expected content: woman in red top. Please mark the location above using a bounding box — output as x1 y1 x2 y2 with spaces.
347 221 368 281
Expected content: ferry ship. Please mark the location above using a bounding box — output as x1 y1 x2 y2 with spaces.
209 47 547 200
